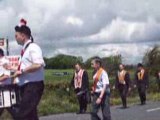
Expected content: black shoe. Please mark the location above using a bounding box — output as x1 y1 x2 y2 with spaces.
119 106 127 109
77 110 86 114
76 111 83 114
82 109 86 114
141 101 146 105
123 106 128 109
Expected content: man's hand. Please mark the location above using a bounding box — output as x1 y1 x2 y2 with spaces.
96 98 102 105
128 87 131 92
12 70 22 78
5 65 17 71
146 85 149 89
90 90 94 95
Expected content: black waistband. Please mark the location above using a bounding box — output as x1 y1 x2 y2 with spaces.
0 84 19 90
22 81 44 86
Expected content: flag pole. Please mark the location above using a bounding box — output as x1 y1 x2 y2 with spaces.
6 37 9 56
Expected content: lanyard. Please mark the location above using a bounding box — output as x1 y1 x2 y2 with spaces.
18 42 33 70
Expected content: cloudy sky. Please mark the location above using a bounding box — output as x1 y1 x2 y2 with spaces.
0 0 160 64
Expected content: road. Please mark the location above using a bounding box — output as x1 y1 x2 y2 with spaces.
40 101 160 120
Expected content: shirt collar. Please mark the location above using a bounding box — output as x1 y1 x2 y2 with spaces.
23 39 32 50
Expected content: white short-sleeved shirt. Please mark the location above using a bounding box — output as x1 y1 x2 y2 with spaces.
0 57 11 85
18 40 45 86
93 70 110 93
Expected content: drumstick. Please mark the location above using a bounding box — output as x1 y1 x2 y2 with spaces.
10 73 20 78
10 75 17 78
10 75 18 84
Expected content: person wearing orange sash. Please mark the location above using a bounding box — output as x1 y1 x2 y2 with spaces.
91 57 111 120
113 64 131 108
156 71 160 92
135 63 149 105
71 63 89 114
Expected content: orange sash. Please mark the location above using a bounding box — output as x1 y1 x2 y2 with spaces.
118 70 126 84
92 68 103 92
138 69 145 80
74 69 84 89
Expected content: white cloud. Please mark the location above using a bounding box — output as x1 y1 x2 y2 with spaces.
66 16 83 27
0 0 159 64
89 17 160 43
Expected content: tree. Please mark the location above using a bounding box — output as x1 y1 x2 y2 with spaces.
44 54 83 69
143 45 160 75
85 55 122 75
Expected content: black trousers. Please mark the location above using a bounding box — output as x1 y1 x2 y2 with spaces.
91 93 111 120
118 85 128 107
12 81 44 120
75 89 88 112
157 79 160 91
137 83 146 104
77 92 87 112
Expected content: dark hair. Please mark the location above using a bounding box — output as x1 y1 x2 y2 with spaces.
137 63 143 67
93 56 102 66
75 62 84 68
15 25 34 42
0 48 4 56
75 62 82 66
120 63 125 68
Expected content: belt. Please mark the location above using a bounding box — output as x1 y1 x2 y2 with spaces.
91 92 101 96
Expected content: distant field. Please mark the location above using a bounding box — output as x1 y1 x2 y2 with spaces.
44 69 156 85
0 69 159 119
44 69 93 82
38 69 159 115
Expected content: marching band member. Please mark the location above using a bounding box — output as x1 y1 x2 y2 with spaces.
135 63 149 105
12 19 45 120
91 57 111 120
0 48 10 85
0 48 14 117
113 64 131 108
156 71 160 92
71 63 89 114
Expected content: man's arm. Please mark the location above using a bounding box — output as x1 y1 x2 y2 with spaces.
113 73 118 89
0 75 9 81
145 71 149 88
134 72 138 87
99 84 107 99
82 71 89 90
126 72 132 88
22 63 42 73
13 63 43 77
96 71 109 104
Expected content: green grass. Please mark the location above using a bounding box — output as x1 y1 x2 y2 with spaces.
39 69 160 115
0 69 160 119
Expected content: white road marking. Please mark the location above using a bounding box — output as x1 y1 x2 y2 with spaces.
147 107 160 112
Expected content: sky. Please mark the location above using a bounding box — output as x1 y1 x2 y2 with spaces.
0 0 160 64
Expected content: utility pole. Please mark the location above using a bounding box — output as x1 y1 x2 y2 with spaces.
6 37 9 56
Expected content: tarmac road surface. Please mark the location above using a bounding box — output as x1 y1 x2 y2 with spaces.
40 101 160 120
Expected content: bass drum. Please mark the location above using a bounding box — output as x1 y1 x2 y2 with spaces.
0 84 20 108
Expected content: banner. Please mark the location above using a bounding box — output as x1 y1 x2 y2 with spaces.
6 55 20 68
0 39 6 54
